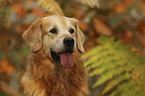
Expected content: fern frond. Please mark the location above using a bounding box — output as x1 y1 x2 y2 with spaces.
93 67 125 88
37 0 64 16
90 59 121 76
102 73 130 95
81 0 100 8
83 36 145 96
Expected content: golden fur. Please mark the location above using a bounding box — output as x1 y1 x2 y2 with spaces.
20 15 89 96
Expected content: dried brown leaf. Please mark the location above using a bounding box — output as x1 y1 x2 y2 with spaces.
136 33 145 47
38 0 64 16
81 0 100 8
93 17 112 36
0 82 20 96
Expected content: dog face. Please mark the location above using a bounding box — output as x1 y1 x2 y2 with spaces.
23 15 85 69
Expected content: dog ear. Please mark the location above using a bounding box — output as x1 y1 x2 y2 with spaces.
76 21 85 52
23 18 42 52
69 18 85 52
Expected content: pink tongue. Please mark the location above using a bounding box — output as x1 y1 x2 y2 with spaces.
60 52 73 69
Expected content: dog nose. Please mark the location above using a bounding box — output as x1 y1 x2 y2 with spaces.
63 37 74 47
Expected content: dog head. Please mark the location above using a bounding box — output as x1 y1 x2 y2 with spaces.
23 15 85 69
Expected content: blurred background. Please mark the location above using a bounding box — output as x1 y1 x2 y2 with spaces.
0 0 145 96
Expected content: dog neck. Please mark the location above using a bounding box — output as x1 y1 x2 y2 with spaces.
21 49 89 96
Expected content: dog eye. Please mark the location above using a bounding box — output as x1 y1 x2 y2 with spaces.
69 29 74 34
49 28 57 34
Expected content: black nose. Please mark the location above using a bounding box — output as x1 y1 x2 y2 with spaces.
63 37 74 47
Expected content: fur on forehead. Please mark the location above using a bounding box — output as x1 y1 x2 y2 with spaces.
41 15 77 28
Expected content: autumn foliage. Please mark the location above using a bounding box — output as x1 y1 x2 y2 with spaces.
0 0 145 96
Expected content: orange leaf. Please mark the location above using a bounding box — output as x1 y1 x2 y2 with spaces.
130 47 140 52
27 0 34 3
32 8 44 17
136 33 145 47
11 3 26 18
0 57 16 76
124 30 132 44
16 24 30 33
114 1 131 13
79 21 88 31
142 3 145 13
93 17 112 36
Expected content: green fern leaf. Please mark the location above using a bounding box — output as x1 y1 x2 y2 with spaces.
83 35 145 96
93 67 125 88
102 73 130 95
90 59 121 76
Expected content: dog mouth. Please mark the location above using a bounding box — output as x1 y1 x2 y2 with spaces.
51 50 74 69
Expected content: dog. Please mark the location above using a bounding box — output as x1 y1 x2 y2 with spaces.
20 15 89 96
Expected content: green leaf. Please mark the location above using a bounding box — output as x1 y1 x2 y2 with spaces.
102 73 130 95
83 36 145 96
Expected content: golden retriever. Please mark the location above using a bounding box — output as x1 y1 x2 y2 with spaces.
20 15 89 96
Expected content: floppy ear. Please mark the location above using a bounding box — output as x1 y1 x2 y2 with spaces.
70 18 85 52
23 18 42 52
76 21 85 52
